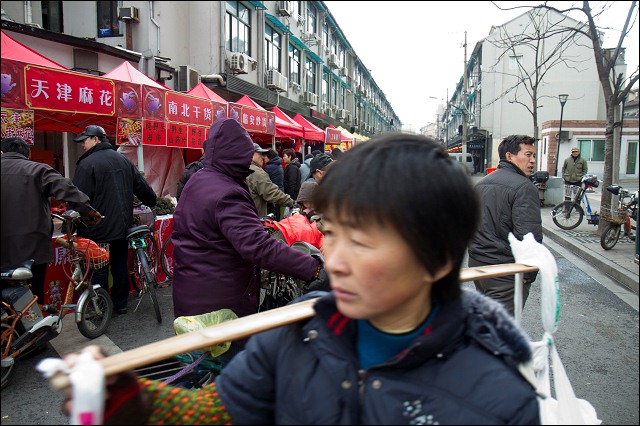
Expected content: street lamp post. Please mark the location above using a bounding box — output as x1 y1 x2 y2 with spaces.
554 94 569 176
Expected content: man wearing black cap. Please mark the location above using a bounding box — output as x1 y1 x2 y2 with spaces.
246 142 295 217
73 125 157 314
309 152 333 183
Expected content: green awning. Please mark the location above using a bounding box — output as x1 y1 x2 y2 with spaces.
249 1 267 10
265 13 291 34
290 35 324 64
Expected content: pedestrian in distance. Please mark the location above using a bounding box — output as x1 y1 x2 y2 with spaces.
308 152 333 183
263 148 285 220
331 146 344 159
1 137 102 305
246 143 295 217
72 125 157 315
61 133 539 425
282 148 302 203
175 140 207 201
468 134 542 316
170 118 326 366
562 146 589 200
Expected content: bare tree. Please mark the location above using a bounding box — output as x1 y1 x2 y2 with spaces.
494 1 639 234
485 7 590 142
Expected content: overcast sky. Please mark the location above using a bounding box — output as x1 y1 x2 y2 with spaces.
323 1 639 132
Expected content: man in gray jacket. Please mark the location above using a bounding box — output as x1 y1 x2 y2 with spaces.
468 135 542 316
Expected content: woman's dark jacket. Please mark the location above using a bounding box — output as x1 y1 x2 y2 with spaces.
264 155 284 191
73 141 157 243
171 118 318 320
284 159 302 201
216 290 540 424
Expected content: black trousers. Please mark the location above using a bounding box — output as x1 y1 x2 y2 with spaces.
91 239 130 310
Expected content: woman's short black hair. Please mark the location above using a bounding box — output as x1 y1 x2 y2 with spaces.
313 133 479 302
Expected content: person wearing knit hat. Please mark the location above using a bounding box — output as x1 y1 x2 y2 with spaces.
309 153 333 183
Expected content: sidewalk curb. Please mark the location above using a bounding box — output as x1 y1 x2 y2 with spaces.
542 225 639 294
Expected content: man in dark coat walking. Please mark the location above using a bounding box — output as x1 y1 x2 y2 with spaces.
468 134 542 316
264 148 284 219
1 137 101 304
73 125 157 314
282 148 302 202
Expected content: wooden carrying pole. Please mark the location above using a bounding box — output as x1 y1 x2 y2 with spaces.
50 263 538 390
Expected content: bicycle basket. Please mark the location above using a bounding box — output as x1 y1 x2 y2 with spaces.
599 207 627 225
75 238 110 269
133 206 156 231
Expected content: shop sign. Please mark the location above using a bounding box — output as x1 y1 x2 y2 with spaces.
143 119 168 146
325 128 342 144
166 122 188 147
24 65 115 116
116 118 143 145
166 91 216 127
143 86 166 120
1 108 34 144
187 125 208 149
229 103 276 135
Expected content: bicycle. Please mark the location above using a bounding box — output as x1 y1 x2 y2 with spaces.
53 210 113 338
599 184 638 250
550 174 600 230
259 214 323 311
160 234 174 282
127 205 162 323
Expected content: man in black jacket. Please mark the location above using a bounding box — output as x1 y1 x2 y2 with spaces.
1 137 101 305
73 125 157 314
467 135 542 316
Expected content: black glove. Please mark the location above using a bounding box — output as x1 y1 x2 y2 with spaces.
306 267 330 292
82 209 103 226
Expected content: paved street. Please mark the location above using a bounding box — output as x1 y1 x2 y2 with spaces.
1 175 638 425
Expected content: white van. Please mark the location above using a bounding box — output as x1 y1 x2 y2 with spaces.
449 153 474 175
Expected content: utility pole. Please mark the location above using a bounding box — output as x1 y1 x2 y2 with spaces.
462 31 468 158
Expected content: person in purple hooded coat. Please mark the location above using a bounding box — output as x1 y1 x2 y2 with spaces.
171 118 325 362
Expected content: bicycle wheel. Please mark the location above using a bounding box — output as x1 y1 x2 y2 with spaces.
137 247 162 324
160 235 174 281
1 322 20 389
76 287 113 339
129 234 159 292
551 201 584 230
600 224 621 250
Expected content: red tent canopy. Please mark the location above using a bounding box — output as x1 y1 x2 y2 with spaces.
102 61 170 90
293 113 325 142
233 95 302 141
186 82 227 103
1 30 66 69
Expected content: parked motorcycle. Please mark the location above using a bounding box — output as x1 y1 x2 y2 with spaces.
600 184 638 250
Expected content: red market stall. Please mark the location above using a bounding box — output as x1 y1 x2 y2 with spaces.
231 95 276 148
326 124 354 152
292 113 326 155
271 106 304 152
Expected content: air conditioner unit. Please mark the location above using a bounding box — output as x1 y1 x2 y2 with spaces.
339 66 348 77
117 6 140 22
229 53 250 74
296 14 305 27
266 69 288 92
559 130 573 140
277 1 293 16
337 109 348 120
321 102 330 114
328 54 339 69
177 65 200 91
302 91 318 106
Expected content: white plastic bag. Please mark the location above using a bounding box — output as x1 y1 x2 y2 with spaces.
510 232 601 425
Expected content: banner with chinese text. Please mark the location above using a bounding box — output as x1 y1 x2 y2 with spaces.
24 65 115 115
116 118 143 145
1 108 34 144
143 120 168 146
229 103 275 135
325 128 342 145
